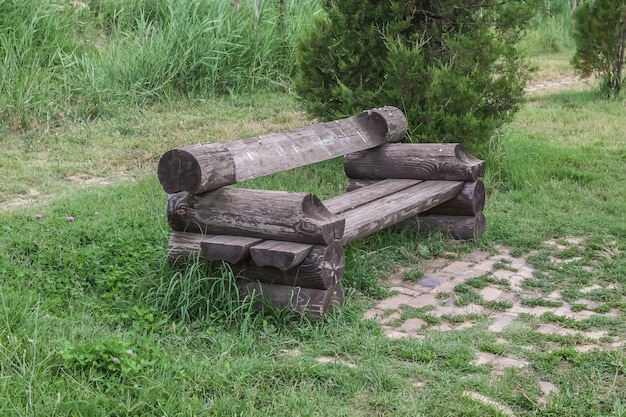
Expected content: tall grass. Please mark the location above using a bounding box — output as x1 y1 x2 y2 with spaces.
523 0 575 54
0 0 322 130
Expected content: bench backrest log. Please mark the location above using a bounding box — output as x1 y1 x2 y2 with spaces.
157 106 407 195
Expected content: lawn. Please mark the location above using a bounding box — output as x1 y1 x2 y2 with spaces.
1 2 625 415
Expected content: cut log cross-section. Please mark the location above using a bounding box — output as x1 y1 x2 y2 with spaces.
344 143 485 181
158 106 407 194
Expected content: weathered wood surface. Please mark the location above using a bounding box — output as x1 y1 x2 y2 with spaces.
201 235 264 264
344 143 485 181
347 179 485 216
399 212 486 240
233 242 344 289
158 106 407 194
237 281 344 320
167 189 345 244
337 180 464 244
165 233 344 289
249 240 314 270
167 231 204 266
324 179 422 214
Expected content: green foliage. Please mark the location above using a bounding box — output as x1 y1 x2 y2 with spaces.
294 0 538 151
572 0 626 97
60 336 159 378
0 0 320 130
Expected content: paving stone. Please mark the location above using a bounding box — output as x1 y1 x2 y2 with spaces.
454 322 475 330
462 303 487 315
440 261 474 275
389 286 424 297
480 286 503 301
429 322 454 332
488 313 518 332
583 330 607 340
376 294 415 311
380 311 402 325
509 304 532 314
363 308 384 320
572 310 597 320
547 290 562 300
493 269 516 280
517 266 535 279
401 318 426 333
316 356 356 368
574 344 600 353
415 276 444 288
554 306 577 319
461 391 517 417
529 306 552 316
473 352 528 369
383 328 409 339
404 293 439 309
538 381 560 404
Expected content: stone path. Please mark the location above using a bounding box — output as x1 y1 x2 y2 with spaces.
364 238 624 359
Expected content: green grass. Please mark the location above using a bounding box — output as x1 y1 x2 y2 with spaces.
1 4 626 414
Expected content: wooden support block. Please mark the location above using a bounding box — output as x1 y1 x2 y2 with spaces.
167 231 203 266
337 180 464 245
237 281 344 320
201 235 264 264
346 179 485 216
399 212 486 240
250 240 314 271
344 143 485 181
158 106 407 194
167 188 345 244
233 242 344 290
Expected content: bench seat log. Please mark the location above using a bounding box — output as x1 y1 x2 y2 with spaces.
335 180 465 245
398 212 486 240
324 179 423 214
237 281 344 320
158 106 407 194
344 143 485 181
167 188 345 245
347 179 485 216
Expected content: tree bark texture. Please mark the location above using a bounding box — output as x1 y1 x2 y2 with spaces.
344 143 485 181
237 281 344 320
398 212 486 240
167 188 345 245
158 106 407 194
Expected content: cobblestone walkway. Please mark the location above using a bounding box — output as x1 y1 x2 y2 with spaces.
365 239 623 351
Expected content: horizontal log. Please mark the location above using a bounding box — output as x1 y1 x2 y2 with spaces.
344 143 485 181
237 281 344 320
158 106 407 194
338 180 464 244
398 212 486 240
233 242 345 289
249 240 313 271
167 189 345 244
346 179 485 216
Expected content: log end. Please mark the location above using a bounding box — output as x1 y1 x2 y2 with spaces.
158 149 202 194
370 106 408 143
454 144 486 180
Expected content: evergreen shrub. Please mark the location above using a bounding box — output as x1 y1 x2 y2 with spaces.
294 0 539 152
572 0 626 98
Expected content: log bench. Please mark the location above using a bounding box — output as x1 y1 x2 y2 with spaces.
157 107 486 320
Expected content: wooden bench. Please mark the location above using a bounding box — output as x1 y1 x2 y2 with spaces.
157 107 486 320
